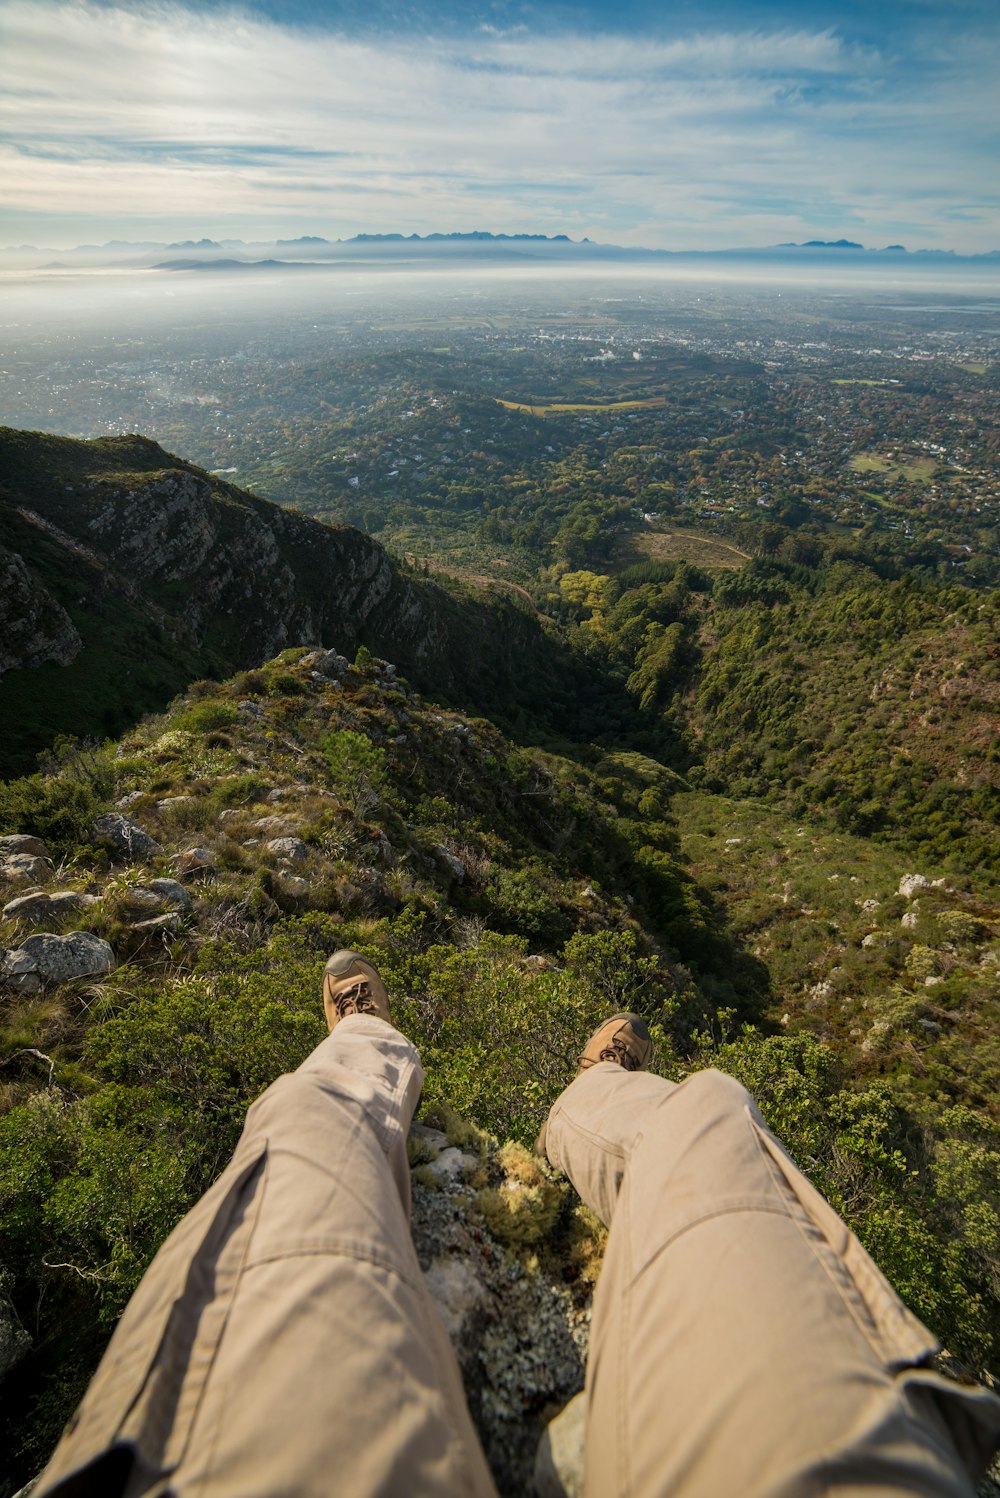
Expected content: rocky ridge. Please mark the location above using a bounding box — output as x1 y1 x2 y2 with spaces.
0 427 598 776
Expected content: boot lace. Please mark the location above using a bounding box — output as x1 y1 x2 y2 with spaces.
332 978 378 1018
598 1035 642 1071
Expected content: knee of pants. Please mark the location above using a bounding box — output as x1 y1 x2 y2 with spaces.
680 1066 756 1118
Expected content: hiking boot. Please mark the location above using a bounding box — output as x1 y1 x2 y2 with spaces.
578 1012 652 1075
322 950 392 1031
535 1013 652 1158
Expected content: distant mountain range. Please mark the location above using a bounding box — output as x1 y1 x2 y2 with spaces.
1 232 998 273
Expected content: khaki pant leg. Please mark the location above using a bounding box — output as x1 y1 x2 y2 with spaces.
36 1017 498 1498
543 1065 1000 1498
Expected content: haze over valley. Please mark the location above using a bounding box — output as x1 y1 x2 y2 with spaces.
3 258 998 585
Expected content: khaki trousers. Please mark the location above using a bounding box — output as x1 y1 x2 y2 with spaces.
544 1064 1000 1498
36 1027 1000 1498
35 1018 498 1498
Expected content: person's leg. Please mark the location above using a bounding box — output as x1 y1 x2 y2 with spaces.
544 1051 1000 1498
36 954 498 1498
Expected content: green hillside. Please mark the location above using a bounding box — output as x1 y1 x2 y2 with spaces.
537 555 1000 874
0 428 633 777
0 647 998 1489
1 427 998 1492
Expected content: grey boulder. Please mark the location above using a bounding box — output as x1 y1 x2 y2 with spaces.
0 853 53 884
91 813 162 862
2 891 98 925
131 913 183 934
434 846 466 882
0 932 115 994
173 847 215 879
266 837 308 863
147 878 192 912
0 835 51 861
120 879 192 917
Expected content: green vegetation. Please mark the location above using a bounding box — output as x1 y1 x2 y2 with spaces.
1 350 998 1491
0 628 997 1492
0 771 107 856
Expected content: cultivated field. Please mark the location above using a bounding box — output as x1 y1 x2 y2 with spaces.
497 396 666 416
617 526 750 571
849 451 939 483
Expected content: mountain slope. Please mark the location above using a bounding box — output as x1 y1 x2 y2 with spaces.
0 647 997 1492
0 428 621 775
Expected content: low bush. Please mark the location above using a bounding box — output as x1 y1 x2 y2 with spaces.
0 774 106 852
171 699 239 734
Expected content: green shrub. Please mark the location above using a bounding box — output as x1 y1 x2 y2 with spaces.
322 730 387 812
935 910 984 946
172 699 239 734
0 774 105 852
213 774 269 809
0 1087 194 1476
484 866 566 945
267 672 309 698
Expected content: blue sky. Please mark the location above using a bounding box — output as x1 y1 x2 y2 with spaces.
1 0 998 250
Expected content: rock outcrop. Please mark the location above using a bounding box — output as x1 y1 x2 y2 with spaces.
0 932 115 995
0 545 81 679
409 1118 595 1498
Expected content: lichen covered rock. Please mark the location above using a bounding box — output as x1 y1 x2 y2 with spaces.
410 1117 593 1497
0 931 115 994
91 813 161 862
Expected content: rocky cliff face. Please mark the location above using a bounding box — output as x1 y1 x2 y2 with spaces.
0 546 81 678
0 427 588 775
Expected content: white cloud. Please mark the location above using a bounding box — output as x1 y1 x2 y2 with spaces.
0 0 996 249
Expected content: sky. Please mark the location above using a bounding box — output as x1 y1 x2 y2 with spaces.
1 0 999 252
